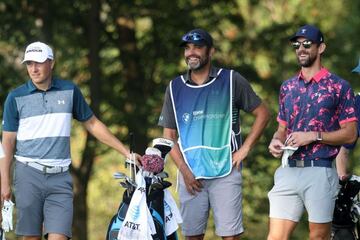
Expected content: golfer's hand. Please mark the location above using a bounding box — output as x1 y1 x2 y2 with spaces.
268 138 285 158
183 170 203 195
133 153 142 166
286 131 316 147
126 153 142 166
0 182 11 202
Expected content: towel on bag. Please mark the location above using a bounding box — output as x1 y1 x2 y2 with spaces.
118 171 155 240
164 189 182 236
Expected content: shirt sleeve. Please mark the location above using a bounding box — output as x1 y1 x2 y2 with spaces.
276 82 288 126
337 80 357 124
232 71 262 112
72 85 94 122
2 92 19 132
343 94 360 150
158 85 177 129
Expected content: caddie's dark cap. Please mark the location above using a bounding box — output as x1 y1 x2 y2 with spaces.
290 24 324 43
180 29 213 47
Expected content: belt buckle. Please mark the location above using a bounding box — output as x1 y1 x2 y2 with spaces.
296 160 304 168
44 166 61 174
52 166 62 173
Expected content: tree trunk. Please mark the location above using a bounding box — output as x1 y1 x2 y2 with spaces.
72 0 101 239
116 15 149 153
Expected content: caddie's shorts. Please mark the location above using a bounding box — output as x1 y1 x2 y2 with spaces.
179 168 244 237
268 166 339 223
14 161 73 238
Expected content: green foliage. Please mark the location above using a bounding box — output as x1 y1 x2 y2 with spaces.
2 0 360 239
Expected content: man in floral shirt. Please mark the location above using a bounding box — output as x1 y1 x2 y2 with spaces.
267 25 358 240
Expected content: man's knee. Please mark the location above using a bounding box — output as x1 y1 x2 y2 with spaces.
267 233 289 240
185 234 204 240
309 222 331 240
309 231 330 240
47 233 69 240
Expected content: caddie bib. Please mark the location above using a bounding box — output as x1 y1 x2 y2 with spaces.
170 68 233 179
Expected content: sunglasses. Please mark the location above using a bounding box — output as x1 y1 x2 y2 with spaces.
182 32 203 42
291 40 313 49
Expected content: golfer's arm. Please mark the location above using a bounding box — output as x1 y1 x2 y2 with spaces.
320 121 357 145
335 146 350 178
1 132 16 187
163 128 191 174
83 115 130 158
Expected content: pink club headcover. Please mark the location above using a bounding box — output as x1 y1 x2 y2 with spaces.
140 147 164 173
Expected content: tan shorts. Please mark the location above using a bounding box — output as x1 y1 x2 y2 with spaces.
178 168 244 237
268 166 339 223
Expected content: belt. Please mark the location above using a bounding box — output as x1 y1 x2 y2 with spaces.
24 161 69 174
288 159 333 168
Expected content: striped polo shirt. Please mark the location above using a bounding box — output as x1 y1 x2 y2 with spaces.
2 78 93 167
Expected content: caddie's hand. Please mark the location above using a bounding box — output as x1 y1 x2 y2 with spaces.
182 170 203 195
232 145 250 170
268 138 285 158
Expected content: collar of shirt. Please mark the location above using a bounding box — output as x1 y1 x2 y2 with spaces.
184 66 219 85
297 67 330 83
27 78 61 93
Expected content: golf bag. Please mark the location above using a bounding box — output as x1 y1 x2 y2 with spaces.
331 175 360 240
106 189 133 240
106 178 178 240
106 137 179 240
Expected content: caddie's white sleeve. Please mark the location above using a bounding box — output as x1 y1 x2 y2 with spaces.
0 141 4 158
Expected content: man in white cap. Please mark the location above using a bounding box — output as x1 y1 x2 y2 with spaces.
1 41 137 240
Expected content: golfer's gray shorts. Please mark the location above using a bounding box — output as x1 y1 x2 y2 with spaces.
268 166 339 223
14 161 73 238
179 168 244 237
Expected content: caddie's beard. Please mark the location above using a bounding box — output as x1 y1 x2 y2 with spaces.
186 55 210 71
297 51 317 68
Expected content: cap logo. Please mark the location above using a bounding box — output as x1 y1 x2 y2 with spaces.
26 48 43 53
301 29 307 34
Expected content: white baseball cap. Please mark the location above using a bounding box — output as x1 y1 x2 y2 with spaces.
22 41 54 63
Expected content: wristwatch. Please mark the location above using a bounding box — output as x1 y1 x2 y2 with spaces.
316 131 323 141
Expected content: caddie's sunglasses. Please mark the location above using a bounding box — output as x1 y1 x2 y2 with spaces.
182 32 203 42
291 40 313 49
